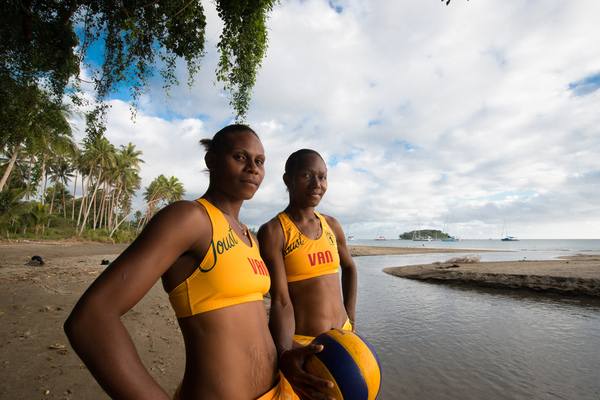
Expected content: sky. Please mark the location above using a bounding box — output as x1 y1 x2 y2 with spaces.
69 0 600 240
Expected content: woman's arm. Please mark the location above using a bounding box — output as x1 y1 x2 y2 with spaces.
257 219 295 355
64 201 208 400
325 216 358 330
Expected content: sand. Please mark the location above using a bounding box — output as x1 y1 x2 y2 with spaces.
1 241 598 399
383 254 600 297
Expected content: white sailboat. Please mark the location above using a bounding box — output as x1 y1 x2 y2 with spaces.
441 217 460 242
412 220 431 241
501 220 519 241
375 226 386 241
346 225 355 241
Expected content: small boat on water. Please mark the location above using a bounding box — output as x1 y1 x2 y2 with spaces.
347 235 355 241
375 236 387 241
441 217 460 241
412 219 431 241
412 236 431 241
442 236 460 242
501 220 519 241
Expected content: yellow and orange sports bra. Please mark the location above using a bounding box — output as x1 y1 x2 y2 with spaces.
168 199 271 318
277 212 340 283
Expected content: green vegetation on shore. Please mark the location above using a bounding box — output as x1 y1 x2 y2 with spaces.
399 229 451 240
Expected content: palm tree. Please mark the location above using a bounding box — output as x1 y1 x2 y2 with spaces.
34 132 77 205
49 158 75 218
119 142 144 171
1 87 73 192
106 151 142 232
0 144 29 190
78 137 116 235
164 176 186 204
75 151 92 224
110 175 184 237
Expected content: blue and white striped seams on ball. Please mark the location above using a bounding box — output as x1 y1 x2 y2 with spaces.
305 329 382 400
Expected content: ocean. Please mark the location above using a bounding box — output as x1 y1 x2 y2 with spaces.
350 239 600 400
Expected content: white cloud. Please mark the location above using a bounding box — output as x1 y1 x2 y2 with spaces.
70 0 600 239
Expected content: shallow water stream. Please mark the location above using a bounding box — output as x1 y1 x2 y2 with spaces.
352 246 600 400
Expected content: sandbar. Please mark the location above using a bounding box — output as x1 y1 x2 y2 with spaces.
383 254 600 297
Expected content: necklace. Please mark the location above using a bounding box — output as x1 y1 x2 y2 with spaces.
286 211 321 239
210 199 247 236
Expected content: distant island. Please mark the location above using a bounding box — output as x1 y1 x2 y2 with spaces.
399 230 450 240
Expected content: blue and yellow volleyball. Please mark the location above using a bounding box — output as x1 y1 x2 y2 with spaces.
304 329 381 400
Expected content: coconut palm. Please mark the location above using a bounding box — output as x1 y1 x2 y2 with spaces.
106 152 142 231
78 137 116 235
119 142 144 172
31 127 77 205
1 87 73 192
164 175 186 204
0 144 29 190
111 174 184 237
49 158 75 218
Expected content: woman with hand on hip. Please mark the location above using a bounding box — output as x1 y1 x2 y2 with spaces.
258 149 358 399
65 126 329 400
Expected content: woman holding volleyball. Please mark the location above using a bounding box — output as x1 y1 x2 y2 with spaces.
258 149 358 399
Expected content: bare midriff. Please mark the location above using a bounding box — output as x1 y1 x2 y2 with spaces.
288 273 348 337
176 301 278 400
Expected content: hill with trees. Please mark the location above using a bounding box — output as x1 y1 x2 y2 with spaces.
399 229 451 240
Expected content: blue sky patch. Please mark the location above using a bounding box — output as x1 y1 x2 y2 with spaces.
393 140 416 152
328 1 343 13
328 152 355 166
569 73 600 96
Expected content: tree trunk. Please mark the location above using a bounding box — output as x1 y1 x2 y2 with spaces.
0 143 22 191
71 172 78 219
78 168 102 236
110 199 160 238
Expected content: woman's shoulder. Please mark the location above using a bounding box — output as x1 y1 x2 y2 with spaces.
258 213 284 232
158 199 206 216
319 213 339 226
146 200 210 234
257 214 285 243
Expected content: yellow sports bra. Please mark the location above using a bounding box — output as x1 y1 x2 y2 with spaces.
168 199 270 318
277 212 340 283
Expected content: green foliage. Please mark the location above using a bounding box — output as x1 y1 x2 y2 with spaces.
216 0 280 119
0 188 27 225
0 0 79 98
1 0 279 122
28 201 54 234
399 229 450 240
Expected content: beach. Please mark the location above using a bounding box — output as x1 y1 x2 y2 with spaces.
1 242 598 399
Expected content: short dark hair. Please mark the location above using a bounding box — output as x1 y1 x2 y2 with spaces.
284 149 325 176
200 124 258 155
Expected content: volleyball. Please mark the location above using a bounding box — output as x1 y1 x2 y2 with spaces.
304 329 381 400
